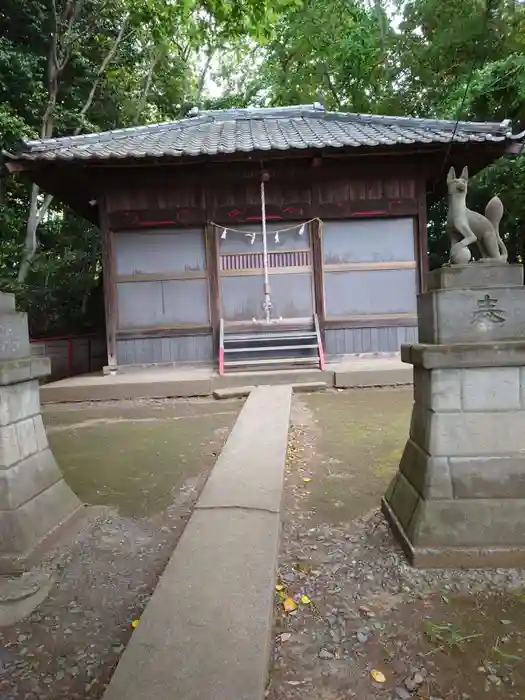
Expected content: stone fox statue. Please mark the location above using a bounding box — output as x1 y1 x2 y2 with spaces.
446 166 508 265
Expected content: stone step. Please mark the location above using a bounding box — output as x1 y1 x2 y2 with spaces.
213 380 327 400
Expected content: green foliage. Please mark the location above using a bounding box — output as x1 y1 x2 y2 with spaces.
1 0 294 336
2 0 525 338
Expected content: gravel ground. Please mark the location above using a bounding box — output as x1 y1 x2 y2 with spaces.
0 398 240 700
268 394 525 700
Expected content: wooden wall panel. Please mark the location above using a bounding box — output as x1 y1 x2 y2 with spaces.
117 279 210 328
105 169 204 213
116 335 213 365
115 228 206 275
220 273 314 321
322 218 416 264
325 325 417 356
324 268 418 316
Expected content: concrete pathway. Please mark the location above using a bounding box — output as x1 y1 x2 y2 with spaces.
40 355 412 402
102 385 292 700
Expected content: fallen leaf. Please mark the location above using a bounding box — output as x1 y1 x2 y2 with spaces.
370 669 386 684
280 633 292 642
275 584 285 591
131 619 139 628
283 597 298 612
300 595 311 604
501 619 512 625
302 477 312 483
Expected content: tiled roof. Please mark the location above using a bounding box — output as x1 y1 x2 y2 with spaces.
6 105 524 163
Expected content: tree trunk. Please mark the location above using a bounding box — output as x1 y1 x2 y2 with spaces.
18 184 40 282
17 9 130 282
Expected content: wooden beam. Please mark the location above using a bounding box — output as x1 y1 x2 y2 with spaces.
325 315 417 329
116 271 208 283
116 325 212 340
4 160 32 173
99 196 118 370
323 261 417 272
109 208 206 229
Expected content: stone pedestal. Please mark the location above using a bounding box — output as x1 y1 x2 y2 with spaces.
0 293 81 573
383 263 525 568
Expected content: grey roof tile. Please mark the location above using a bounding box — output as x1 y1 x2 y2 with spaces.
6 105 524 164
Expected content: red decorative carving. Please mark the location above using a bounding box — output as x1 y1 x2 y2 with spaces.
318 198 417 219
215 202 310 224
108 207 205 230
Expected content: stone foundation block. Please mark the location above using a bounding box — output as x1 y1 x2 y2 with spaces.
0 478 81 559
33 415 48 451
426 262 523 291
0 313 30 360
0 357 50 386
15 418 38 460
0 449 62 510
418 287 525 345
413 367 461 411
450 456 525 499
0 424 20 468
411 408 525 456
407 498 525 548
0 293 15 313
386 472 419 532
403 341 525 369
398 439 452 499
0 380 40 426
461 366 521 411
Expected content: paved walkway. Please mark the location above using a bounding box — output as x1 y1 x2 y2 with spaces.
102 385 292 700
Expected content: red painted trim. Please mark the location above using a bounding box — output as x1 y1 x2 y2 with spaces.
318 335 325 370
350 210 388 217
30 333 100 343
67 337 73 374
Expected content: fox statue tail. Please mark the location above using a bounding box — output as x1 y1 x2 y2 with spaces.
485 196 508 261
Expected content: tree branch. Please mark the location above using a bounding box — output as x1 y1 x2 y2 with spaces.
195 47 215 104
134 44 162 124
324 69 342 110
76 13 130 129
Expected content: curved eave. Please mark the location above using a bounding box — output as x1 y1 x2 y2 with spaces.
4 129 524 168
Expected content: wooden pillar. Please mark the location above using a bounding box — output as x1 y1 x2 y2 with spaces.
205 223 221 352
416 176 429 292
99 198 118 371
310 218 325 337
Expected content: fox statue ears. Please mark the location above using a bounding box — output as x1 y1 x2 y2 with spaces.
447 166 469 183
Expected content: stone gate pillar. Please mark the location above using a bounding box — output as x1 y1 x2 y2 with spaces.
383 262 525 568
0 292 81 573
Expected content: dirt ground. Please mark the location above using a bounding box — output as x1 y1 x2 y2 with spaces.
268 389 525 700
0 397 242 700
